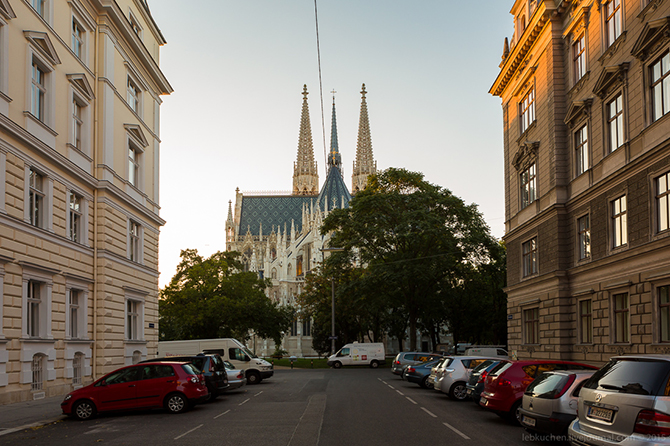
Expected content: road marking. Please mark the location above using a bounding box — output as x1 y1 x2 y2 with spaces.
239 398 250 406
214 409 231 419
254 391 263 397
174 424 203 440
443 422 471 440
396 390 404 396
388 385 395 389
421 407 437 418
406 397 418 405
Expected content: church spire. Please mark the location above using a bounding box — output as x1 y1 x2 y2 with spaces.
327 93 342 175
293 85 319 195
352 83 376 194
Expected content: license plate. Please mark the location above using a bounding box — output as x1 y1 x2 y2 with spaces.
466 388 472 395
480 396 487 406
522 415 536 427
587 406 614 422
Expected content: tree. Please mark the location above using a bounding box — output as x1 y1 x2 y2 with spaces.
159 249 294 345
321 168 501 350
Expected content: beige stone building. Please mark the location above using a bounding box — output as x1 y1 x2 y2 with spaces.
491 0 670 363
0 0 171 403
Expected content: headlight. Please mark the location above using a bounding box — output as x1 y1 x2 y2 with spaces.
63 394 72 402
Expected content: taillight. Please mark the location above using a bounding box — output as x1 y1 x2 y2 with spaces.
190 376 198 384
635 410 670 437
237 372 244 379
552 375 576 399
406 367 415 374
394 360 400 365
477 371 489 383
497 378 511 387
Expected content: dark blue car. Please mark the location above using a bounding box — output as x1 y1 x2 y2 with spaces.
405 360 442 389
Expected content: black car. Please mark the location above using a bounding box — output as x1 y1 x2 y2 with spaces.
465 359 500 404
141 353 229 401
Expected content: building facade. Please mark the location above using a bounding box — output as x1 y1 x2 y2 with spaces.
492 0 670 363
0 0 171 403
226 85 378 357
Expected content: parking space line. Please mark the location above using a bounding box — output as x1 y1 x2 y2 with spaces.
388 385 395 389
174 424 203 440
406 397 417 405
214 409 231 419
443 422 471 440
254 391 263 397
421 407 437 418
239 398 250 406
396 390 404 396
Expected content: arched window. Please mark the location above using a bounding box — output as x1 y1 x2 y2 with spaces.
73 352 83 385
287 264 292 276
32 354 45 391
271 268 277 279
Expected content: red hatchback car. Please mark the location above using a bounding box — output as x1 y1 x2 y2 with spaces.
61 361 208 420
479 359 598 422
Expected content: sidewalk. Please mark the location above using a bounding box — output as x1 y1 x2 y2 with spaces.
0 395 65 437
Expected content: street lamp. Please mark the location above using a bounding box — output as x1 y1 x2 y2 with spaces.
320 247 345 355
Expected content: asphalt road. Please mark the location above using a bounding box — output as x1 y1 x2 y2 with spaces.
1 368 565 446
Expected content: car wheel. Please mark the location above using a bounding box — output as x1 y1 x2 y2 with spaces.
370 360 379 368
420 376 433 389
165 393 188 414
449 382 468 401
72 400 96 421
246 371 261 384
206 389 218 402
332 361 342 369
509 401 522 425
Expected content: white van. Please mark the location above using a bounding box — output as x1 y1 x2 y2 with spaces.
327 343 386 368
157 338 273 384
464 346 508 357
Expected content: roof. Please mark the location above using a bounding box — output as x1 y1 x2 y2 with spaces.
317 165 352 211
238 195 316 236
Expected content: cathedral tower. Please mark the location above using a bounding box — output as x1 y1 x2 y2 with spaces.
327 96 342 174
293 85 319 195
351 83 377 194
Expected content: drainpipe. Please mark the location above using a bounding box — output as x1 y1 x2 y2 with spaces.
91 19 100 380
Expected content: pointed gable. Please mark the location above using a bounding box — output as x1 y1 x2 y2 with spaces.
0 0 16 19
67 74 95 101
592 63 629 99
564 98 593 125
24 31 61 65
124 124 148 148
631 17 670 61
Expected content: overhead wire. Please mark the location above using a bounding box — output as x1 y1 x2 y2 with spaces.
313 0 328 168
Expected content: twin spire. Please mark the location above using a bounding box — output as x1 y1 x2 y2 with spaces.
292 84 375 196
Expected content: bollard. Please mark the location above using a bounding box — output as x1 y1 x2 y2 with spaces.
290 359 294 369
311 359 314 368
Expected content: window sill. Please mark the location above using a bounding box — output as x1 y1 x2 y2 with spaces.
24 111 58 137
516 121 537 144
598 31 627 65
568 71 591 98
66 144 93 162
21 337 55 343
125 339 146 344
65 338 93 344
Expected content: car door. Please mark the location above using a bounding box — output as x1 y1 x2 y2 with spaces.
95 366 140 412
136 364 176 408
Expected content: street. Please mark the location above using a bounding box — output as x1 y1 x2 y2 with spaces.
2 368 564 446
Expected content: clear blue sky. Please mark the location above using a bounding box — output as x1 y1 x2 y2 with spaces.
150 1 514 287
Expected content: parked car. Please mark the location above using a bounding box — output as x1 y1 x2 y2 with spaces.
434 356 496 400
568 355 670 445
466 359 501 403
479 359 598 423
519 369 595 436
223 360 247 391
61 362 208 420
140 353 229 401
405 359 442 389
391 352 443 376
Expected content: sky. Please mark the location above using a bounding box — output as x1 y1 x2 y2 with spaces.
149 1 514 288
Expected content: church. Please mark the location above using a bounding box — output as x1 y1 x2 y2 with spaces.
225 84 377 357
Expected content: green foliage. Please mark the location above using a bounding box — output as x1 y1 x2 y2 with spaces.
159 249 295 345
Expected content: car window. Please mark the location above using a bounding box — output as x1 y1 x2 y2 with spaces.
472 360 495 374
536 363 557 375
584 359 670 396
141 364 175 380
491 361 512 376
497 349 507 355
103 367 139 385
521 365 538 378
572 379 588 397
181 363 200 376
229 348 248 361
469 359 488 369
211 355 224 370
525 373 569 398
223 360 234 370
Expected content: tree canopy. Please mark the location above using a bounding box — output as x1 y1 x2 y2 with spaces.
159 249 294 345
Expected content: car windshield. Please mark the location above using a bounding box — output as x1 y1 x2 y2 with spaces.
525 373 570 398
584 358 670 396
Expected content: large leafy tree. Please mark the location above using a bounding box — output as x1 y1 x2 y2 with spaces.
159 249 294 344
321 168 502 350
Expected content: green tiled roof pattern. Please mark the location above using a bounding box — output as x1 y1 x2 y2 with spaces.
239 195 315 236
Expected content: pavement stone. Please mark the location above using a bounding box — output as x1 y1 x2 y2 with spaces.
0 395 66 437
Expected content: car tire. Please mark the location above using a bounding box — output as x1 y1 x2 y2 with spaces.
246 371 261 384
332 361 342 369
449 382 468 401
420 376 433 389
206 389 218 402
370 360 379 368
164 393 189 414
72 400 96 421
508 401 522 425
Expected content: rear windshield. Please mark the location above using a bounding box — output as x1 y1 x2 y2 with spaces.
181 363 200 376
211 355 224 371
584 358 670 396
440 358 454 368
525 373 570 399
472 359 496 374
490 361 512 376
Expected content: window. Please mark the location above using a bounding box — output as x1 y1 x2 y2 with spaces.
128 145 139 187
574 34 586 82
31 0 45 17
31 61 46 122
271 268 277 279
302 318 311 337
27 280 41 337
520 88 535 133
613 293 629 343
127 77 140 114
72 99 83 150
651 53 670 122
520 163 537 209
69 192 83 243
607 94 624 152
612 195 627 248
575 125 589 176
660 286 670 342
605 0 622 47
69 289 80 338
290 320 298 336
129 220 141 262
71 19 84 59
129 13 142 37
127 300 139 340
522 237 538 277
658 172 670 233
523 307 539 344
31 354 44 391
72 353 83 385
29 168 44 227
579 299 592 343
578 215 591 260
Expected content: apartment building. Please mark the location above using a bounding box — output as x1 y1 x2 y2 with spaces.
0 0 171 403
491 0 670 363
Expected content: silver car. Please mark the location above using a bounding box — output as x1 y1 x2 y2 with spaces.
391 352 443 376
223 360 247 391
568 355 670 445
433 356 494 400
519 369 595 435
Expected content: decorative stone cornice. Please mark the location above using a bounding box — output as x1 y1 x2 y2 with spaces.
598 31 627 65
593 62 629 99
564 98 593 124
512 141 540 172
0 0 16 20
631 16 670 61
